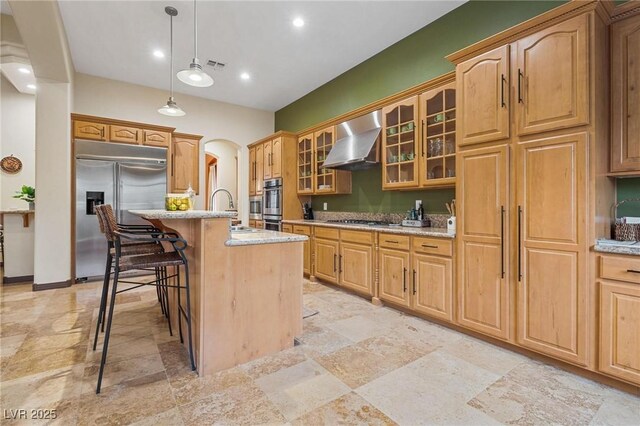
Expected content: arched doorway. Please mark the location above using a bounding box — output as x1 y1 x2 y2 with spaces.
203 139 241 214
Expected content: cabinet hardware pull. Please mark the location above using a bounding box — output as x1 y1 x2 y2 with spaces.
403 267 407 292
501 206 505 279
518 205 522 281
627 269 640 274
171 154 175 177
412 269 417 295
333 254 337 273
518 69 524 104
100 127 105 138
386 240 399 244
339 255 343 273
421 244 438 249
500 74 507 108
421 120 425 157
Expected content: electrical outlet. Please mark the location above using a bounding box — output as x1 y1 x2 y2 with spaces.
415 200 422 210
323 202 328 211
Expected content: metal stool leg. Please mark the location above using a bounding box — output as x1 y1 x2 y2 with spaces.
93 250 112 350
162 267 173 336
96 264 120 394
183 262 196 371
177 266 184 344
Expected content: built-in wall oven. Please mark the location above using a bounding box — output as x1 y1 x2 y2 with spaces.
249 196 262 220
263 178 282 231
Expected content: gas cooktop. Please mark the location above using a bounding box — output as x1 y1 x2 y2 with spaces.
326 219 391 226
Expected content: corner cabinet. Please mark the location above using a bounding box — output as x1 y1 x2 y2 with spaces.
382 96 419 189
171 133 202 194
295 127 351 195
611 12 640 174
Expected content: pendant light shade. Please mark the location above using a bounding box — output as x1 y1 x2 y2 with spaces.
159 6 186 117
178 0 213 87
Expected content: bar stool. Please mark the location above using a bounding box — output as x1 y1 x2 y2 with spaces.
92 205 169 352
95 206 196 394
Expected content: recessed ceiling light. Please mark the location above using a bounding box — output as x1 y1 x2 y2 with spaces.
27 84 36 90
240 72 250 81
153 50 165 59
18 67 31 74
292 17 304 28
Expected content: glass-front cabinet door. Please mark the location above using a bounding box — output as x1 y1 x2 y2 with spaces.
314 126 336 193
382 96 419 189
297 133 313 194
419 82 456 187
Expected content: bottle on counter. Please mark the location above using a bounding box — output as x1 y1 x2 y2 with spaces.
418 202 424 220
185 184 196 210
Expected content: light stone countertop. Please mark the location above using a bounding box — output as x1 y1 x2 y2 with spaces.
283 219 455 239
129 210 237 220
594 239 640 257
226 229 308 247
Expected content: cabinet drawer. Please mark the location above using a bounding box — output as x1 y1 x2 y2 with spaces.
293 225 311 236
412 237 453 257
315 226 339 240
379 233 410 251
600 256 640 284
282 224 293 233
110 125 141 144
74 120 107 141
340 229 373 245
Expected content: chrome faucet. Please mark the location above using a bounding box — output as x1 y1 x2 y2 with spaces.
210 188 235 211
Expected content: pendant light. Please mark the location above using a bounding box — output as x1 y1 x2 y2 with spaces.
177 0 213 87
159 6 186 116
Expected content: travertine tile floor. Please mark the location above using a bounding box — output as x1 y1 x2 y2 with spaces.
1 277 639 425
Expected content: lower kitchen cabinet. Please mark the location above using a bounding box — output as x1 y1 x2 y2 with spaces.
293 225 312 276
340 242 373 295
249 220 256 228
379 248 411 307
314 238 339 284
282 224 293 233
412 253 453 322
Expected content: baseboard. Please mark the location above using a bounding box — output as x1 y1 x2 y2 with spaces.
3 275 34 284
32 279 72 291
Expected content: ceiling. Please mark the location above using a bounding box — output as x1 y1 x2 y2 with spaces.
56 1 465 111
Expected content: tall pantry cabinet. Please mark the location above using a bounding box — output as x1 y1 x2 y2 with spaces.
451 6 612 368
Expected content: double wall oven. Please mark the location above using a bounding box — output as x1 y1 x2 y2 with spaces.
263 178 283 231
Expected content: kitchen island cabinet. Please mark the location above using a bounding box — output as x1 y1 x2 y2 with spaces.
130 210 306 376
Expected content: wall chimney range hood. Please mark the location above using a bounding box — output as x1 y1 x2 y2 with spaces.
321 110 382 171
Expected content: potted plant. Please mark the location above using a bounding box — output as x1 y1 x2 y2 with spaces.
13 185 35 210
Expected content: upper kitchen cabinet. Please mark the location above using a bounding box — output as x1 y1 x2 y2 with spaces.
109 125 141 145
249 146 257 196
419 82 456 186
74 120 108 141
171 133 202 194
382 96 419 189
262 136 283 180
263 139 273 179
297 133 314 195
456 45 510 147
142 130 171 148
255 143 264 195
611 12 640 174
312 126 351 195
514 14 589 136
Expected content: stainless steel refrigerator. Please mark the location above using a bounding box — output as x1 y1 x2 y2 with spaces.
75 140 167 280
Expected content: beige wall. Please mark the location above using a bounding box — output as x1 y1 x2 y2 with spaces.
0 75 35 210
73 73 274 223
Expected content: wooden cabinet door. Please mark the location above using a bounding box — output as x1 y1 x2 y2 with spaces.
255 220 264 229
302 238 311 276
516 133 588 366
381 96 420 189
314 238 339 284
249 147 256 196
515 14 589 136
314 127 337 193
143 130 170 148
412 254 453 322
171 137 200 193
110 125 141 144
457 45 510 147
599 280 640 385
249 220 256 228
263 141 273 179
74 120 107 141
340 242 373 296
457 145 510 340
379 248 411 307
271 137 283 178
611 14 640 173
297 134 314 195
255 144 264 195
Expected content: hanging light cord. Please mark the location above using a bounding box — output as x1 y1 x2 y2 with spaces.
193 0 197 60
170 11 174 97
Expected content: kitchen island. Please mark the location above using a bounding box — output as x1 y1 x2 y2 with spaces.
129 210 307 376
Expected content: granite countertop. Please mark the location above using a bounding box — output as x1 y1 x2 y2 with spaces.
226 229 308 247
0 209 34 214
594 239 640 257
129 210 237 220
283 219 455 239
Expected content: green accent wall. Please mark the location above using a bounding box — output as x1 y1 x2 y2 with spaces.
616 178 640 218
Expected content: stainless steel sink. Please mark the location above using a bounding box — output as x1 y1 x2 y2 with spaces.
230 225 260 233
